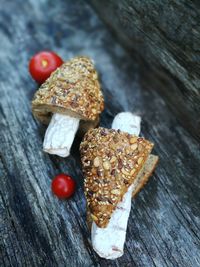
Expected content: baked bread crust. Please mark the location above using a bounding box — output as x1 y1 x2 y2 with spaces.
132 154 159 197
32 56 104 123
86 154 158 229
80 127 154 228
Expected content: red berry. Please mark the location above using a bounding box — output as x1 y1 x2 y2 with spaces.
29 51 63 84
51 173 76 199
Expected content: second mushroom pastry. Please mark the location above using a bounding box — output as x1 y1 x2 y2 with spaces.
80 112 158 259
32 56 104 157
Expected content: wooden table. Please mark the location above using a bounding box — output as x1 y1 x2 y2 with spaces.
0 0 200 266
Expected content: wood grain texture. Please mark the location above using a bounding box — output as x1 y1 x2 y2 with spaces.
88 0 200 142
0 0 200 266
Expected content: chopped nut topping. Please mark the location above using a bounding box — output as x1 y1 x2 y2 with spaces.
138 157 143 164
122 168 130 176
130 143 138 150
130 136 137 144
94 157 100 167
92 108 97 114
138 143 143 151
80 127 154 228
110 156 117 163
130 168 136 176
111 189 121 195
91 214 98 221
125 147 130 154
103 161 111 170
32 56 104 123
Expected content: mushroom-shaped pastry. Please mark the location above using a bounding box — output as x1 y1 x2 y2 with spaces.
80 112 158 259
32 56 104 157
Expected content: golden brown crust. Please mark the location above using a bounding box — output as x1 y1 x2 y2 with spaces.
132 154 159 197
86 154 158 229
80 127 154 228
32 56 104 122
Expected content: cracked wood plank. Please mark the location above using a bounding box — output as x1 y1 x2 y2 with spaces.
0 0 200 266
89 0 200 142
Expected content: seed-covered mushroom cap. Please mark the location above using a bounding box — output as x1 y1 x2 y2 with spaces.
80 127 154 228
32 56 104 124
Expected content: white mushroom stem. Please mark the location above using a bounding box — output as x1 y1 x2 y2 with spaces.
91 112 141 260
43 113 80 157
112 112 141 136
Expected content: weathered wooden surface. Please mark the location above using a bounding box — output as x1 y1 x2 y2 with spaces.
89 0 200 142
0 0 200 266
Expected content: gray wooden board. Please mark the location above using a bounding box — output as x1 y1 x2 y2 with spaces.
0 0 199 266
89 0 200 142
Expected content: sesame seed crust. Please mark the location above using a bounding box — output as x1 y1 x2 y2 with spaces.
32 56 104 122
80 127 154 228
